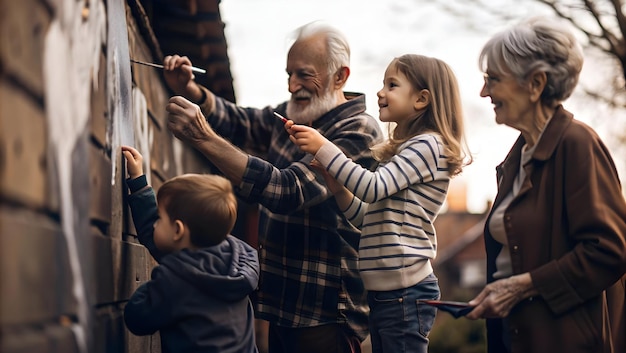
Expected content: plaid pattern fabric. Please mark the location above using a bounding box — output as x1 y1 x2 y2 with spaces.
205 93 383 340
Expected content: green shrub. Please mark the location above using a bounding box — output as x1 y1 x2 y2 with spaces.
429 313 486 353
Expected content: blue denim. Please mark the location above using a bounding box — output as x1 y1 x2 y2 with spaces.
367 272 440 353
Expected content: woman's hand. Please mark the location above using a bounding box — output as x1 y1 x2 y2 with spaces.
466 272 538 319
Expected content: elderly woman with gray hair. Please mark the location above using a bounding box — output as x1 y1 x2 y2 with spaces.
465 17 626 353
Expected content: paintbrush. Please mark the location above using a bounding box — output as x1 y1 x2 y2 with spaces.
130 59 206 74
273 112 288 123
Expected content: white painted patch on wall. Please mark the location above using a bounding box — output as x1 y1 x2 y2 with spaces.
109 50 121 184
132 87 152 184
43 0 106 352
107 0 134 185
173 136 184 177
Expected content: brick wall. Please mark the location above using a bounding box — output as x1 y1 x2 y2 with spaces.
0 0 227 352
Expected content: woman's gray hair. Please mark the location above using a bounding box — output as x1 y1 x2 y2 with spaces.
479 17 584 106
292 21 350 76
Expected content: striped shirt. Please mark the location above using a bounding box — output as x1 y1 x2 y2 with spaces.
315 134 450 291
201 91 383 340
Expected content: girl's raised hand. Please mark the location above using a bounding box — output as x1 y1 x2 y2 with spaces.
284 119 295 134
287 123 328 155
121 146 144 179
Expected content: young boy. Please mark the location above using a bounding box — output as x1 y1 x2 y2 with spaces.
121 146 259 353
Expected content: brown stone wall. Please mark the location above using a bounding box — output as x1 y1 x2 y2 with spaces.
0 0 220 352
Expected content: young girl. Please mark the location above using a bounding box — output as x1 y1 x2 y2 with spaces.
286 54 470 353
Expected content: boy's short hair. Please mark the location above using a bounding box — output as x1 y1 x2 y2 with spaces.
156 174 237 247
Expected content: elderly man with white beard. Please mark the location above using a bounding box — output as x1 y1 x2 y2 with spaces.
163 21 383 353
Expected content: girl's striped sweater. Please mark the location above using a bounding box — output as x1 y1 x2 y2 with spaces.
315 133 450 291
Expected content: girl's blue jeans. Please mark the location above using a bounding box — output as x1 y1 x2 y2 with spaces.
367 272 440 353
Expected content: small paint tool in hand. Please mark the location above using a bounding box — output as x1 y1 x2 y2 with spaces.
130 59 207 74
273 112 288 123
417 300 475 319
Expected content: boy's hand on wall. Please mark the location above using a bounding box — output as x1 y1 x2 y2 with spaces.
121 146 144 179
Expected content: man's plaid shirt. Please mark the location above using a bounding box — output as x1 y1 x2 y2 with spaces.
201 90 383 340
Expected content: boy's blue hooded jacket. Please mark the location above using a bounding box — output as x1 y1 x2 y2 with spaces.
124 181 259 353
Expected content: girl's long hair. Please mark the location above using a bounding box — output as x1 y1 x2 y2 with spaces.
371 54 471 176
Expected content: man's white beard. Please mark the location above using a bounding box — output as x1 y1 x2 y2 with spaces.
286 87 338 125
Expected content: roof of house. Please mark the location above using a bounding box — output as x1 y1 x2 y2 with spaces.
433 212 487 266
130 0 236 103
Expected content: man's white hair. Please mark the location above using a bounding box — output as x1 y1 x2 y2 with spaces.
292 21 350 76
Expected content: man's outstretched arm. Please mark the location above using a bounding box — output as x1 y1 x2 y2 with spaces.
166 95 247 186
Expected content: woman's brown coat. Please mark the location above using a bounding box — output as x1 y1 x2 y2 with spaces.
483 106 626 353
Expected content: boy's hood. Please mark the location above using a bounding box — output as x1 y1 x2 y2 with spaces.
160 235 259 302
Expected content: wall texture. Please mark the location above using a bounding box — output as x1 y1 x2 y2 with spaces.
0 0 235 352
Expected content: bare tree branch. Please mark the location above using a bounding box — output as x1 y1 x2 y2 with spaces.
429 0 626 102
536 1 612 55
610 0 626 44
582 0 621 53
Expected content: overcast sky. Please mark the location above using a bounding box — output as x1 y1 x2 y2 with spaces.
219 0 623 213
